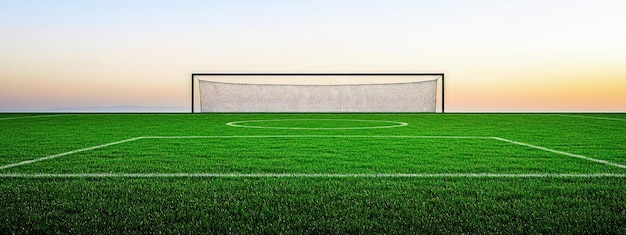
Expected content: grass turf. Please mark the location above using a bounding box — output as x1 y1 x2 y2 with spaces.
1 113 625 233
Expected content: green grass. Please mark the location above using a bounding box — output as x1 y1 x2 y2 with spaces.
6 137 624 174
1 113 625 233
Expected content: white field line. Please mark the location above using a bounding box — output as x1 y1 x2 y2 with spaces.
143 135 492 139
0 137 143 170
2 135 624 174
492 137 626 169
1 173 625 178
226 119 408 130
0 114 71 120
553 114 626 121
0 136 494 171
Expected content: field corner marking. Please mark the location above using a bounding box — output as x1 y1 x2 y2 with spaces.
491 137 626 169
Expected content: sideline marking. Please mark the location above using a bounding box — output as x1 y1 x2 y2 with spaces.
227 119 408 130
1 173 625 178
0 137 143 170
492 137 626 169
0 114 71 120
554 114 626 121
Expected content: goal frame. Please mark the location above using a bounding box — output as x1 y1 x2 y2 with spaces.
191 73 445 113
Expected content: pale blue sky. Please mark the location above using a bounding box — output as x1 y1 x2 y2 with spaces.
1 0 625 112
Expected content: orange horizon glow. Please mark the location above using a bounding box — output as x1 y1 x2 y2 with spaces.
1 1 625 112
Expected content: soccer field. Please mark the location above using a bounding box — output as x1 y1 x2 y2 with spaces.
1 113 625 233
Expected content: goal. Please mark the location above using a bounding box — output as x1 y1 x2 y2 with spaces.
191 73 444 113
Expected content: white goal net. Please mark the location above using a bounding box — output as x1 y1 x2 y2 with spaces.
197 76 440 113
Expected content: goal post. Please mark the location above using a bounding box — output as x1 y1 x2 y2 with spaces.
191 73 445 113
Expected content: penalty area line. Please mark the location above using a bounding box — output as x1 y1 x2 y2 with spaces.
0 137 144 170
142 135 493 139
0 136 496 171
1 173 625 178
492 137 626 169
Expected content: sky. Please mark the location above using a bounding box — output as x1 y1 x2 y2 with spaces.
1 0 625 112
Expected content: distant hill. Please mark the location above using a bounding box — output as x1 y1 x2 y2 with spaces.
1 105 189 113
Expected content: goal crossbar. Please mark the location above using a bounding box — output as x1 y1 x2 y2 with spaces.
191 73 445 113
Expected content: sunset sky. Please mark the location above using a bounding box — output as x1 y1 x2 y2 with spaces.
1 0 625 112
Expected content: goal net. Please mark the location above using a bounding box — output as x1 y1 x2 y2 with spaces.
194 74 442 113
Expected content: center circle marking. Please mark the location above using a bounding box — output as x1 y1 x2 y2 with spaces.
226 119 408 130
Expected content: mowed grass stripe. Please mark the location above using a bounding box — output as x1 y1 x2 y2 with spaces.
554 114 626 121
0 136 493 171
3 136 624 174
2 173 626 178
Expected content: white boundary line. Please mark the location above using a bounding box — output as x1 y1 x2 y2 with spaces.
553 114 626 121
1 135 624 175
143 135 491 139
226 119 408 130
492 137 626 169
1 173 625 178
0 136 489 170
0 137 143 170
0 114 71 120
